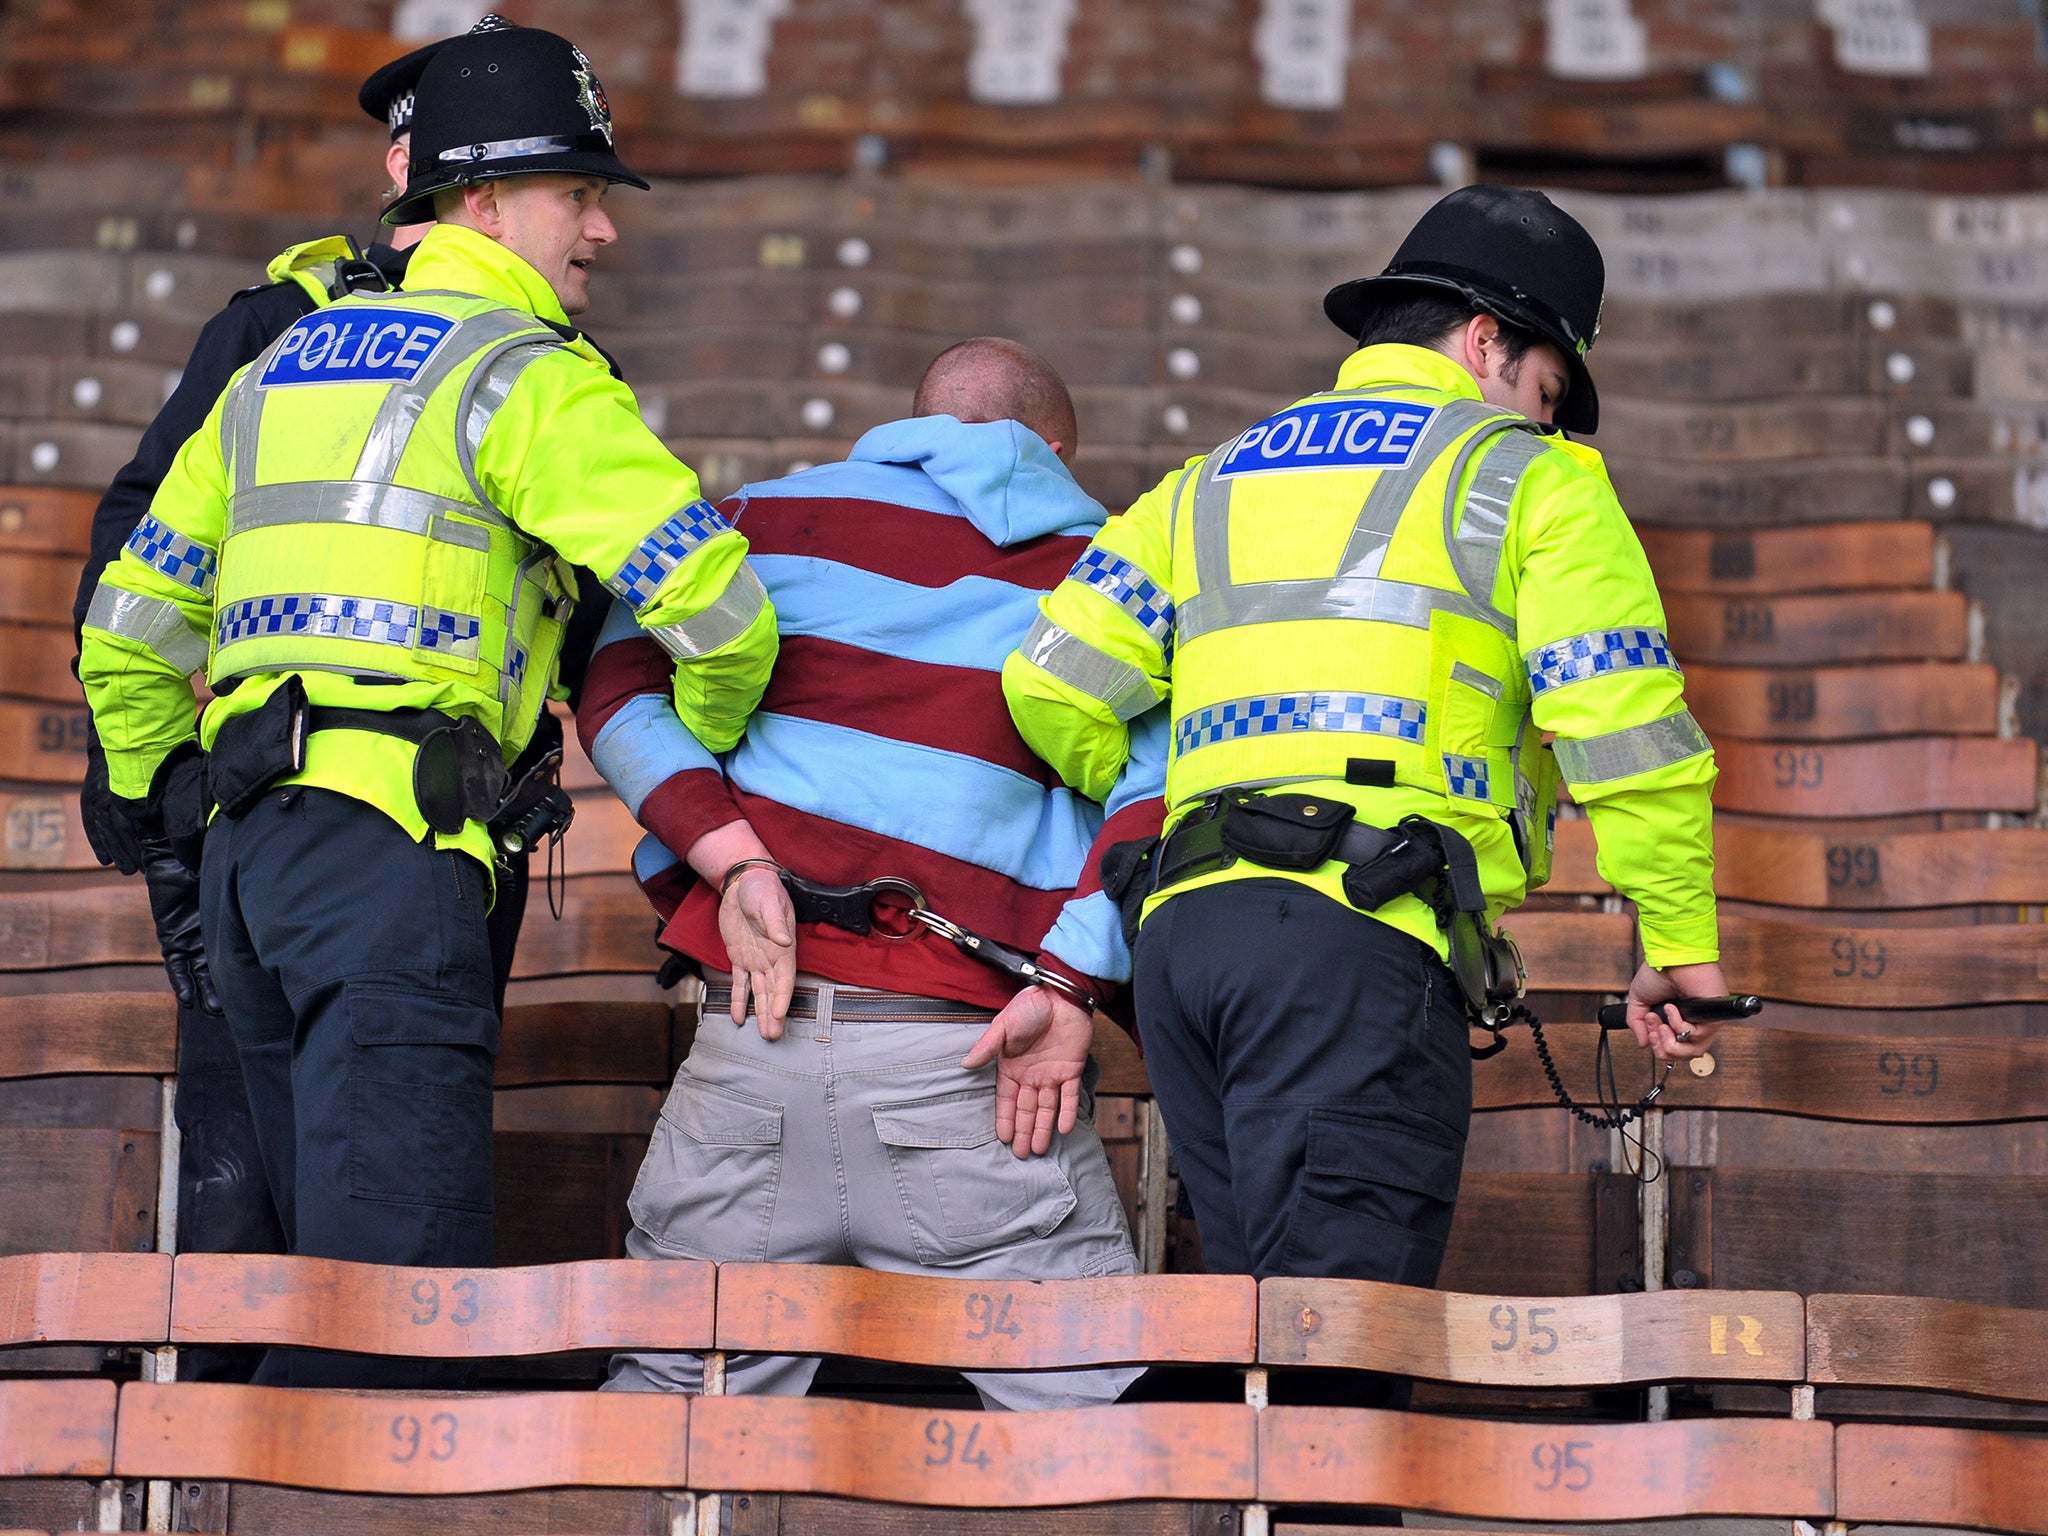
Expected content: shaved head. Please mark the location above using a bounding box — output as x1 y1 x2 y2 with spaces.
912 337 1078 462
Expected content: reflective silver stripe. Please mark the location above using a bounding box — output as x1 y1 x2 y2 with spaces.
457 337 558 513
84 584 209 675
1189 450 1233 596
228 479 512 540
1338 398 1503 576
1553 710 1712 785
1450 660 1502 698
1165 457 1200 566
1019 613 1155 722
1176 572 1512 644
353 309 547 484
223 331 297 496
647 562 768 659
1443 421 1545 616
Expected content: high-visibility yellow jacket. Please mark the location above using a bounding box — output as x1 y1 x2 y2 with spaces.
80 222 777 873
1002 343 1718 968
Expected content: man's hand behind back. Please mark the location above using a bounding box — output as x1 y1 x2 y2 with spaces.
962 985 1094 1159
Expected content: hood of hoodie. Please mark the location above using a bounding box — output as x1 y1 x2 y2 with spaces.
847 414 1105 546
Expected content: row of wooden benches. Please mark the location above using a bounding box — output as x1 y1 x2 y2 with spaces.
15 877 2048 1003
3 1380 2022 1530
7 1250 2045 1399
12 782 2048 913
24 994 2048 1126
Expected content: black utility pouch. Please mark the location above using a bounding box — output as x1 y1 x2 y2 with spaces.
208 676 308 819
1219 792 1353 871
413 716 508 836
1341 817 1445 913
1098 835 1160 946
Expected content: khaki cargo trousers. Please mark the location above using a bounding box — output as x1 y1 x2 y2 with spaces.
604 980 1142 1409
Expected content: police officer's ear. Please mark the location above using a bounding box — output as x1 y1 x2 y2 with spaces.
1456 313 1506 382
435 180 509 237
384 138 410 202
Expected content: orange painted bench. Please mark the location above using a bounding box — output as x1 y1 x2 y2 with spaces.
713 1264 1255 1371
0 1252 169 1349
1809 1294 2048 1404
113 1382 690 1495
1836 1423 2048 1535
168 1254 715 1358
1257 1280 1802 1386
687 1397 1255 1507
1637 520 1935 595
1256 1410 1833 1519
0 1380 116 1479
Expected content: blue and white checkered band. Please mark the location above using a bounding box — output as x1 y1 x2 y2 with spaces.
508 645 529 687
1174 691 1427 758
1069 548 1175 654
1443 753 1491 801
125 514 217 596
1526 627 1679 696
215 594 481 661
609 501 732 611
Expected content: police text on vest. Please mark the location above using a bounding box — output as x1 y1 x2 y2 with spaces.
1214 400 1438 478
258 308 459 389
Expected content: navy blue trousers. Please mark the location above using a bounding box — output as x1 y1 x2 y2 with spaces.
200 786 501 1388
1133 878 1472 1288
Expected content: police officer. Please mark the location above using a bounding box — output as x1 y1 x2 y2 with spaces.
78 24 776 1389
1004 186 1730 1309
64 19 494 1384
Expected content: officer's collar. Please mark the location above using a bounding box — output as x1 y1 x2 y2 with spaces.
400 222 571 325
1332 343 1485 401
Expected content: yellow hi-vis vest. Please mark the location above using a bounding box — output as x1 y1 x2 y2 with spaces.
81 223 775 868
204 287 576 754
1003 344 1720 967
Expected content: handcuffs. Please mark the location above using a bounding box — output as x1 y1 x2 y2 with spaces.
728 866 1102 1013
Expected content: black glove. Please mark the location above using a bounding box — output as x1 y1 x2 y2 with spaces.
140 834 222 1015
146 747 211 873
80 729 145 876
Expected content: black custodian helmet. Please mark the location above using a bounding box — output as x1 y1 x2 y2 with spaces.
358 12 518 141
1323 185 1606 434
381 26 648 226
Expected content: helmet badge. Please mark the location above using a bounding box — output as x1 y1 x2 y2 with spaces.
570 45 614 146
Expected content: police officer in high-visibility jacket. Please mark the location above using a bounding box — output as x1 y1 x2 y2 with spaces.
78 25 776 1388
1003 186 1730 1307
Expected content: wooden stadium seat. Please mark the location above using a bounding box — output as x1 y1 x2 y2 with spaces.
113 1382 690 1495
0 884 154 970
713 1264 1255 1370
1717 913 2048 1007
1553 818 2048 906
687 1398 1256 1506
1809 1294 2048 1404
1438 1174 1637 1297
1255 1410 1833 1520
0 791 97 872
0 625 85 705
558 789 641 877
0 701 89 783
1663 588 1967 666
1707 735 2039 819
0 486 92 556
1258 1280 1802 1387
0 1252 169 1349
506 876 665 978
0 554 91 628
1637 521 1936 595
0 993 171 1257
1496 910 1634 993
495 1000 672 1089
1836 1424 2048 1535
0 1380 116 1478
169 1254 713 1359
1684 662 2002 741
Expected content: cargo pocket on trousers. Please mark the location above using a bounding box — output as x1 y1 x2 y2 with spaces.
346 987 499 1212
627 1074 784 1262
1278 1105 1465 1287
872 1089 1078 1267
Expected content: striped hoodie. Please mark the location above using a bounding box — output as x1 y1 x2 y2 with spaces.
577 414 1168 1010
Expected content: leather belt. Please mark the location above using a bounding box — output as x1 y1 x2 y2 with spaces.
702 984 997 1025
1152 796 1402 894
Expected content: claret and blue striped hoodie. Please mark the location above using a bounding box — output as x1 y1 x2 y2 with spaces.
577 414 1168 1010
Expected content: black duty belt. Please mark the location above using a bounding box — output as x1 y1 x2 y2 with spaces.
1153 797 1404 892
